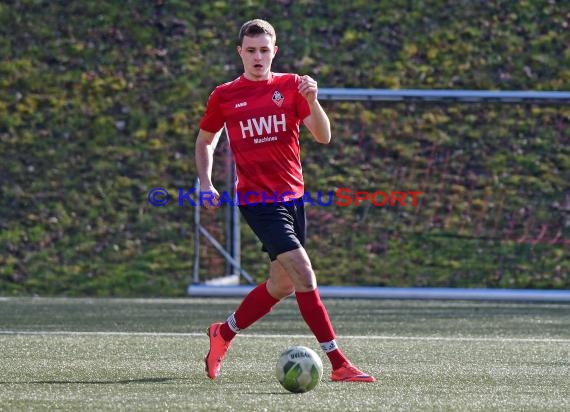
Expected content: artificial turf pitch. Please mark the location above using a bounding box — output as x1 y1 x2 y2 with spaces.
0 297 568 411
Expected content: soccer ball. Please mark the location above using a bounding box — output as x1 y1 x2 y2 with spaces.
275 346 323 393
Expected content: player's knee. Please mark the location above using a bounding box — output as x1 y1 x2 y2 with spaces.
296 278 316 292
267 277 295 299
278 283 295 298
288 269 317 292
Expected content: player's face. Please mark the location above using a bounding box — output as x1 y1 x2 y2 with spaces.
237 34 277 81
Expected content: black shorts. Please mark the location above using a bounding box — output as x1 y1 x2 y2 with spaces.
239 200 306 261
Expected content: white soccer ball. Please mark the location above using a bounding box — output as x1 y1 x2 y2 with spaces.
275 345 323 393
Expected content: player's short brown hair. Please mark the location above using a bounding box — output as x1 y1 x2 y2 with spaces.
238 19 276 46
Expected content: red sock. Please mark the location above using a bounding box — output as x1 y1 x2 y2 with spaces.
219 281 279 342
295 288 349 369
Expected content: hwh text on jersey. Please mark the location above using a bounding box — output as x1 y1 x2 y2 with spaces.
239 114 286 139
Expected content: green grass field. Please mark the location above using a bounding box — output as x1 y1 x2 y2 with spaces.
1 297 569 411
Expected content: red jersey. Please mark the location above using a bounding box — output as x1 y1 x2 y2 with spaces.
199 72 311 204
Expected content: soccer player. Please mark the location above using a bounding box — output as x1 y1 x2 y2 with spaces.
195 19 375 383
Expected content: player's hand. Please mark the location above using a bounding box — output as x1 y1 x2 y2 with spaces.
298 75 318 104
200 186 221 210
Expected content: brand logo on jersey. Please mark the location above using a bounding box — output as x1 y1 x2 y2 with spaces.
234 101 247 108
272 90 284 107
239 114 286 139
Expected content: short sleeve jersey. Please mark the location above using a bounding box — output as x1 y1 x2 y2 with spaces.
199 72 311 204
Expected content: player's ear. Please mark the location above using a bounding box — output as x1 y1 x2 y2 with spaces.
273 45 278 56
236 46 242 56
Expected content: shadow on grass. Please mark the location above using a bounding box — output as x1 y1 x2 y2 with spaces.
245 391 302 396
0 377 179 385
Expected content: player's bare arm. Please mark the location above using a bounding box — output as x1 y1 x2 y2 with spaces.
195 128 222 209
299 75 331 144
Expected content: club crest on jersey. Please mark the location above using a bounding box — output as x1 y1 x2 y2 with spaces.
272 90 284 107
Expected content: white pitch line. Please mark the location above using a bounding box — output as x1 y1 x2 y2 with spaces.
0 330 569 343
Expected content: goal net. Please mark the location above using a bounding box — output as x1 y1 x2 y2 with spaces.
195 92 569 289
